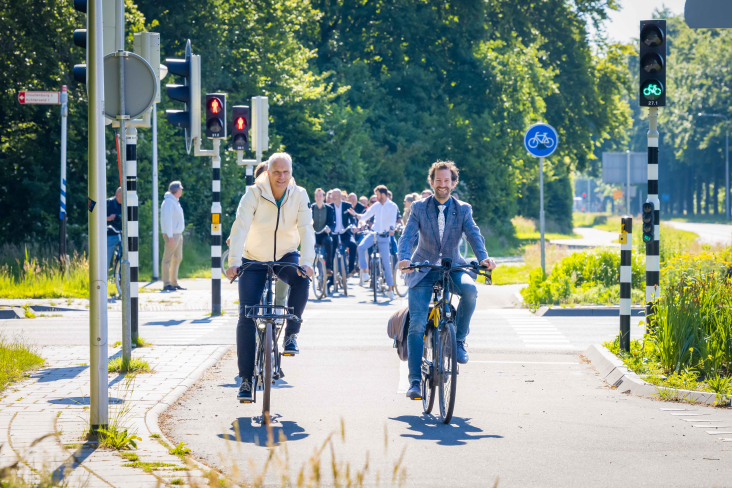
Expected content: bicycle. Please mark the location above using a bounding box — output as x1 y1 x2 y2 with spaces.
108 232 123 296
330 224 355 297
402 259 492 424
363 229 391 303
230 261 309 416
391 224 408 298
528 132 555 149
458 234 469 260
312 227 330 300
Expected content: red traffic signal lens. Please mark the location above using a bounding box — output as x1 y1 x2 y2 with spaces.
236 116 246 130
209 98 221 114
582 193 586 197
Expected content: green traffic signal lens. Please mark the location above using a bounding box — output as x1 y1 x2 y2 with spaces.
641 80 664 100
643 234 653 243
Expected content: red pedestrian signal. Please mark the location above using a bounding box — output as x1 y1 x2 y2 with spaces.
205 93 226 139
210 98 221 114
231 105 250 151
236 116 246 130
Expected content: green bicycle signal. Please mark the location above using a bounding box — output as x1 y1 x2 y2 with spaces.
641 80 664 102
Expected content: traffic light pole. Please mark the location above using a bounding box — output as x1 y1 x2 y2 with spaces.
152 104 160 280
646 107 660 330
59 86 68 271
126 127 139 345
212 139 222 316
88 0 109 433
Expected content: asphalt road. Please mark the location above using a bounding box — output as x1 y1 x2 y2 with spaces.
665 221 732 246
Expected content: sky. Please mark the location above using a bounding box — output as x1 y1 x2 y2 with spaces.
602 0 686 43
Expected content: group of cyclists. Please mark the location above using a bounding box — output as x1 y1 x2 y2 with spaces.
223 154 497 405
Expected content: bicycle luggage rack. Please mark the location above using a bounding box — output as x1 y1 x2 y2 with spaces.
244 304 302 323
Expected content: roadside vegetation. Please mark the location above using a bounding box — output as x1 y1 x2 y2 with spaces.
603 248 732 403
0 336 44 393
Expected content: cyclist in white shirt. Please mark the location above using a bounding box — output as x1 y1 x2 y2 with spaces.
348 185 398 300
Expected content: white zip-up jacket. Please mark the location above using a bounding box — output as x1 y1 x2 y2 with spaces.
227 172 315 268
160 192 185 236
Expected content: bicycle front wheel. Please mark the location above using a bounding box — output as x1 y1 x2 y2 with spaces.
221 249 229 277
312 255 326 300
262 322 273 416
113 255 122 297
438 321 458 424
339 254 348 297
371 257 379 303
421 329 436 413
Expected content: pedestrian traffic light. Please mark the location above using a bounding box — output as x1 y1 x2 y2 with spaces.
72 0 87 84
639 20 667 107
165 39 201 154
205 93 227 139
642 202 655 243
231 105 250 150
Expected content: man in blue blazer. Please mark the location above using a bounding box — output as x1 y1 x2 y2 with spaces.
397 161 497 400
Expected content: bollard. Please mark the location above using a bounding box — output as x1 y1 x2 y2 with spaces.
619 216 632 353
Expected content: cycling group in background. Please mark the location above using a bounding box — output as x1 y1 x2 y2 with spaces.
221 152 497 406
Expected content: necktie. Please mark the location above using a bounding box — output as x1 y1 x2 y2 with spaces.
438 205 446 241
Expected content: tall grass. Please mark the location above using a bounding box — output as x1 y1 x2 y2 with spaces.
0 335 45 393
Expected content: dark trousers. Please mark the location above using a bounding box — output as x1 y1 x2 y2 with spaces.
333 233 357 273
236 252 309 380
316 233 333 271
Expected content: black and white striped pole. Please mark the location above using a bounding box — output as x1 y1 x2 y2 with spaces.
645 107 660 331
126 127 139 344
211 138 222 316
619 216 632 353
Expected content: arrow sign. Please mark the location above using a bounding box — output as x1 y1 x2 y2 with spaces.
18 91 60 105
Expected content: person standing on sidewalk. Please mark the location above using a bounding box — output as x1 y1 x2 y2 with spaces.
106 187 123 269
161 181 185 292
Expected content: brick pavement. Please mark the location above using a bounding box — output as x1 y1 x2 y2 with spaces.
0 344 228 487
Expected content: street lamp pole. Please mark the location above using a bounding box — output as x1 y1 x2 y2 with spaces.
698 113 730 221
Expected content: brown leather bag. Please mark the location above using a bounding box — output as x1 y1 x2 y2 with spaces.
387 307 410 361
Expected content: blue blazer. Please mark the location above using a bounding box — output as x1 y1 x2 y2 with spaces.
397 195 489 288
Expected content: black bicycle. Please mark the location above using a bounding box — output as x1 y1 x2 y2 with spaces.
365 229 391 303
331 224 355 297
108 232 123 296
312 227 330 300
402 259 492 424
230 261 309 416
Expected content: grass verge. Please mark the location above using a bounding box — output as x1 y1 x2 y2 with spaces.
112 337 151 348
0 337 44 393
108 357 151 374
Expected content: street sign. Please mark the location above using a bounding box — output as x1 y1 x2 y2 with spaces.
685 0 732 28
18 91 60 105
613 190 624 200
524 123 558 158
602 152 646 184
103 52 157 119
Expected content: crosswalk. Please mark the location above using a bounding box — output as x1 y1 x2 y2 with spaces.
492 309 573 349
141 315 233 345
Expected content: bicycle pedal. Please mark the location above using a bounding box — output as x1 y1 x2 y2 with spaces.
239 399 254 404
283 353 295 357
410 396 422 401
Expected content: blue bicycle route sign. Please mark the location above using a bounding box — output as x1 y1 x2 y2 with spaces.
524 122 559 158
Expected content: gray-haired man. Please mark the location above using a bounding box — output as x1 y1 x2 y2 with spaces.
161 181 185 292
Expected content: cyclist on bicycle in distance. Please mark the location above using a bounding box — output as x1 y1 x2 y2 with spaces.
225 152 315 403
397 161 497 400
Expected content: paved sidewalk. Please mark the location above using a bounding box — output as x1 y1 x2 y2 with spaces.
0 344 228 487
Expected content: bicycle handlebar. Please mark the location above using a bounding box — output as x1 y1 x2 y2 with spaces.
402 261 492 277
332 224 356 235
230 261 312 284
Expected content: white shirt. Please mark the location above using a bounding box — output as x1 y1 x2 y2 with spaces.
333 202 344 233
360 199 398 233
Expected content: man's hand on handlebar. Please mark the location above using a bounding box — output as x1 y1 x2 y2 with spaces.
480 258 498 270
225 266 239 280
298 265 314 278
398 260 413 273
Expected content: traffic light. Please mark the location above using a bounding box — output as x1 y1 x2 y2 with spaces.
642 202 655 243
72 0 87 84
639 20 667 107
205 94 226 139
231 105 250 150
165 39 201 154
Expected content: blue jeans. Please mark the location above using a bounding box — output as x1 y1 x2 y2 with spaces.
357 234 393 286
236 252 309 380
407 270 478 383
106 234 121 269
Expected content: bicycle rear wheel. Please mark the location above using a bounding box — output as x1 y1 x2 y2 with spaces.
458 234 468 260
312 255 326 300
371 257 378 303
262 322 273 416
113 253 122 297
221 249 229 276
438 321 458 424
421 329 436 413
339 254 348 297
393 258 407 297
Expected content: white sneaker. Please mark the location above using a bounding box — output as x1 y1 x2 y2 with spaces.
362 272 370 283
388 290 395 300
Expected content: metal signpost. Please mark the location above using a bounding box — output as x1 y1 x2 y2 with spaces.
602 151 646 213
524 122 559 274
17 89 67 269
237 96 270 183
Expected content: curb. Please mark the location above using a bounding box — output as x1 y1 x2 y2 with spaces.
584 344 720 405
537 306 645 317
144 345 231 470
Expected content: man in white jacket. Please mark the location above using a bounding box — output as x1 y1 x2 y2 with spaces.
225 153 315 403
160 181 185 292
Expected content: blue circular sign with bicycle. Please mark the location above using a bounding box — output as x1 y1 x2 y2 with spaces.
524 122 559 158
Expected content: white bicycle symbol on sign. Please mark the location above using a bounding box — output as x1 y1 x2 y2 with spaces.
528 132 555 149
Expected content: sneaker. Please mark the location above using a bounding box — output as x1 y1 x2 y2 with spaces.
388 290 395 300
406 381 422 400
361 272 370 283
456 340 469 364
174 285 187 290
237 379 253 403
162 285 176 292
283 334 299 355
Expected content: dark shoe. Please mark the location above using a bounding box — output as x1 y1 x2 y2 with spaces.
237 379 253 403
163 285 176 292
283 334 299 355
174 285 186 290
457 340 469 364
406 381 422 400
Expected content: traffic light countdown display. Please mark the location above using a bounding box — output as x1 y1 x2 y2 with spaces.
639 20 666 329
231 105 250 151
205 94 226 139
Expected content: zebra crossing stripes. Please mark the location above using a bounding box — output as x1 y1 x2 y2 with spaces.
144 315 233 345
494 310 572 349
